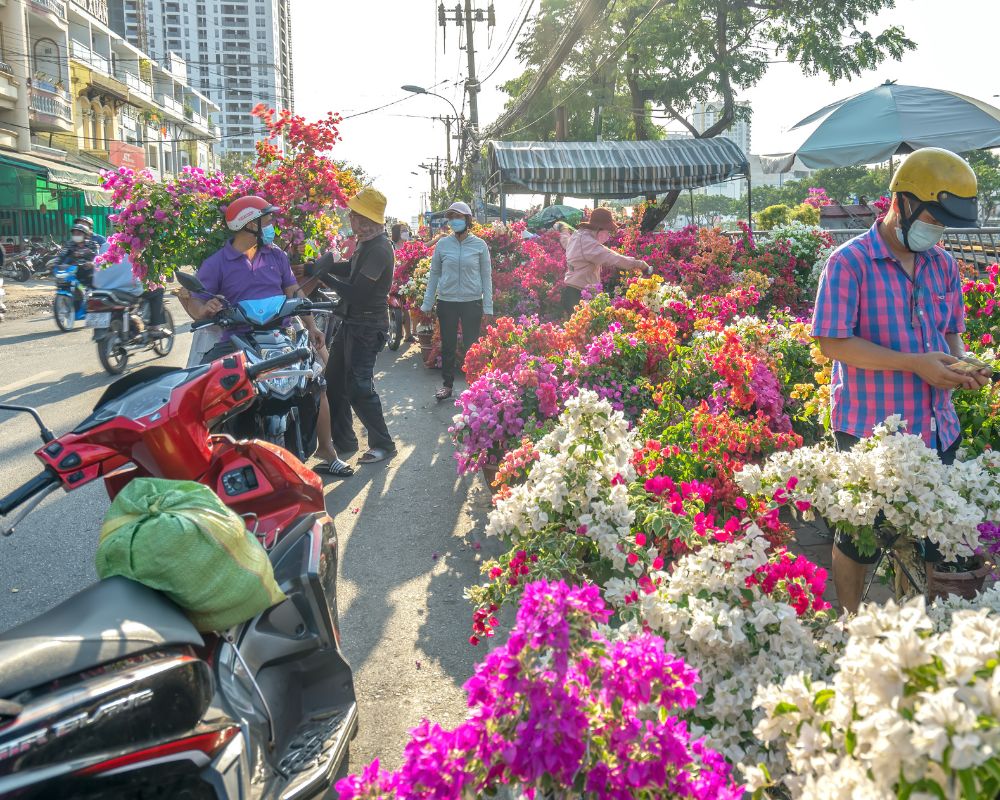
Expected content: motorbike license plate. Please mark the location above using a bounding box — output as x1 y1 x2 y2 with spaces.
85 312 111 328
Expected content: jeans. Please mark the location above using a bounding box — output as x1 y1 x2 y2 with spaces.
326 322 394 452
144 287 165 326
437 300 483 388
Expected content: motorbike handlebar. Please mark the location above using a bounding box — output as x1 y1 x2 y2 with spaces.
246 348 312 381
0 470 59 517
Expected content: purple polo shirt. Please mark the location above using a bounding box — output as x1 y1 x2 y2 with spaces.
812 224 966 449
196 241 296 303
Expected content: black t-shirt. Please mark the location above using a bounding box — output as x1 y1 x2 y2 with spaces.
313 234 394 324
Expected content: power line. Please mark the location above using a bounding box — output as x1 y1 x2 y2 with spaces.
340 80 450 121
479 0 534 87
500 0 665 138
478 0 532 77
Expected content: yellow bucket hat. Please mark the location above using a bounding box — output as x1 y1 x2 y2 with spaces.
347 187 387 226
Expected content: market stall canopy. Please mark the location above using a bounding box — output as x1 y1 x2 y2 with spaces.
0 149 112 206
487 138 750 198
760 82 1000 174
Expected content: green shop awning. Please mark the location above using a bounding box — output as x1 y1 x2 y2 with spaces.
487 138 751 198
0 150 112 206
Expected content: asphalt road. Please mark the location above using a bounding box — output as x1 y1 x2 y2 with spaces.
0 300 496 775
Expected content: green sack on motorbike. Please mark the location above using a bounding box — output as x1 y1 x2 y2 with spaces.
95 478 285 632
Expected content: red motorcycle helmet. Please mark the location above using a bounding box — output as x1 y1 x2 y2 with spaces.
224 195 279 232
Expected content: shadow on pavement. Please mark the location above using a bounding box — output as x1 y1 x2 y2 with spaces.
0 329 77 346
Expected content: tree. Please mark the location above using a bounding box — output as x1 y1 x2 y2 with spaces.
965 150 1000 224
501 0 914 228
220 151 255 176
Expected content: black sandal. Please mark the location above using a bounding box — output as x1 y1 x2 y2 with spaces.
435 386 453 401
313 458 355 477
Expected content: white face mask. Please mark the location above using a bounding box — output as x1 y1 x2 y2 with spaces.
596 230 611 244
896 219 946 252
72 234 84 243
400 230 410 241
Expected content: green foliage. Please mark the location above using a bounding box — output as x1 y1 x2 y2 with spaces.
756 204 792 230
965 149 1000 223
219 151 254 177
790 203 820 226
750 165 892 211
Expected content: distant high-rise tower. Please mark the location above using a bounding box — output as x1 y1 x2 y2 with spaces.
108 0 295 156
691 100 751 157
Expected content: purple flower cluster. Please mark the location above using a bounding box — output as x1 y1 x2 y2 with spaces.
336 581 743 800
449 371 526 473
977 520 1000 578
749 361 792 433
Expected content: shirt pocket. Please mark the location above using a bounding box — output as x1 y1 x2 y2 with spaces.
932 290 959 332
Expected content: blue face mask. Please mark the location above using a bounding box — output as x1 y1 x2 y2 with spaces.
260 224 276 246
448 218 467 234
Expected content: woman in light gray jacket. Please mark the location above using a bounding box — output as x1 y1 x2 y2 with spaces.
421 201 493 400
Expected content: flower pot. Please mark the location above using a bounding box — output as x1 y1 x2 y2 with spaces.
481 464 500 494
926 558 990 602
416 330 433 348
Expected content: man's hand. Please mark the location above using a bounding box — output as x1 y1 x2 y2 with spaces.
911 352 982 390
309 326 325 350
482 314 494 328
948 357 992 390
201 298 224 318
341 236 358 260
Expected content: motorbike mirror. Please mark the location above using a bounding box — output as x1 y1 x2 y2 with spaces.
175 271 207 293
0 404 55 444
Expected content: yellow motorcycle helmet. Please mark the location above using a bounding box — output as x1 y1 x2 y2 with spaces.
890 147 978 228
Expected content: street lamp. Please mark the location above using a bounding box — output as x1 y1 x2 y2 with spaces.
402 84 460 177
401 84 459 119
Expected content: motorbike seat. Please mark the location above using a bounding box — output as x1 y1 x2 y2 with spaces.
0 577 203 697
92 288 142 304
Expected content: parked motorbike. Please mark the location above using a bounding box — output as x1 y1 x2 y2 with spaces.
0 348 358 799
26 238 62 278
0 249 31 283
176 271 337 463
52 262 89 332
86 288 176 375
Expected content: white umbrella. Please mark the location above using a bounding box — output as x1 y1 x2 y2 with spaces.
760 81 1000 173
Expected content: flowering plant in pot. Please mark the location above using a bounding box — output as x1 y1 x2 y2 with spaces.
337 580 743 800
752 594 1000 800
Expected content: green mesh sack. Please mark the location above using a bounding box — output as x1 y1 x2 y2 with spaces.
95 478 286 632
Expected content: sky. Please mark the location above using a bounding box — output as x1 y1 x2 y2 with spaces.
290 0 1000 221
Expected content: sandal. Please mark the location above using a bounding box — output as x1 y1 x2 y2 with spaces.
358 447 396 464
435 386 453 401
313 458 355 477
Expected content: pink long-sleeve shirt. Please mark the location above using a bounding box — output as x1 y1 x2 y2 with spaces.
563 229 644 289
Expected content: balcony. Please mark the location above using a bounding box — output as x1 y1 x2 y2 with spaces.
159 94 184 117
0 71 19 111
26 0 66 21
28 85 73 131
120 71 153 100
70 40 110 75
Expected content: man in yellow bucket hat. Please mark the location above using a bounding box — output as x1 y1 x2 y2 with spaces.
309 187 396 468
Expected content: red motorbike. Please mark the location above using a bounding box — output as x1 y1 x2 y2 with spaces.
0 349 356 799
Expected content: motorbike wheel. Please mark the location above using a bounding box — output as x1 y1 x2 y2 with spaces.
387 306 403 351
13 263 30 282
98 332 130 375
53 295 75 331
152 309 175 357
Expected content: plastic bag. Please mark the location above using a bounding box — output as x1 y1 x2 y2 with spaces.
95 478 285 632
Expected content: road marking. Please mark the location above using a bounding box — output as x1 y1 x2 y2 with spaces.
3 370 56 393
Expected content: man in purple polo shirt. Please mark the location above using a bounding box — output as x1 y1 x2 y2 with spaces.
813 148 989 613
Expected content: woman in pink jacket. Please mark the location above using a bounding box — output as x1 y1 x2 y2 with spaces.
560 207 650 316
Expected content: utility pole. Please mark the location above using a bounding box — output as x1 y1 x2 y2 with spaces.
436 115 453 175
438 1 494 221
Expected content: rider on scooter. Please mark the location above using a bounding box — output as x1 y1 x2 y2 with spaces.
57 222 99 315
180 195 352 475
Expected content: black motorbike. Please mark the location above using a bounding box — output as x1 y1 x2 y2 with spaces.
176 271 338 463
86 287 176 375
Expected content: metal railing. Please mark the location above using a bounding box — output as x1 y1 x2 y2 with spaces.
70 40 110 75
120 71 153 98
159 94 183 116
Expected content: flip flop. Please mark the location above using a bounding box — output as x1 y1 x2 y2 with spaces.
435 386 453 401
313 459 355 477
358 447 396 464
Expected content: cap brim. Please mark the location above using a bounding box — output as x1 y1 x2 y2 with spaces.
930 194 978 228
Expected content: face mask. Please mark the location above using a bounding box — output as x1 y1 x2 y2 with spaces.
449 218 467 234
260 224 276 246
597 230 611 244
400 230 410 241
72 234 84 243
896 219 945 252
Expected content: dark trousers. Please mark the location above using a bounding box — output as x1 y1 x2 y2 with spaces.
144 287 165 326
560 285 582 317
437 300 483 388
833 430 959 564
326 322 394 452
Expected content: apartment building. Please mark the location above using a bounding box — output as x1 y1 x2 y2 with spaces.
109 0 293 156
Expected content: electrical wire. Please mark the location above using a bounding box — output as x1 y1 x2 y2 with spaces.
478 0 534 87
477 0 531 77
501 0 665 138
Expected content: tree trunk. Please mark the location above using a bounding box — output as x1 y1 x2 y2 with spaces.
625 71 648 141
641 190 681 232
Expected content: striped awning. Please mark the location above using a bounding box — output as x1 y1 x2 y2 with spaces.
487 138 750 198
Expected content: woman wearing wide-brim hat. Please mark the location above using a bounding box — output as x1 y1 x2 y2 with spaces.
560 207 651 316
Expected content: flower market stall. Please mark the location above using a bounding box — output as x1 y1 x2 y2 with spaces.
486 138 753 222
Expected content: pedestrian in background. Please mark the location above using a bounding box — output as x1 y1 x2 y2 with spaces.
420 201 493 401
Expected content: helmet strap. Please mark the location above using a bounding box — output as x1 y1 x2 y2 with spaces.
896 192 929 253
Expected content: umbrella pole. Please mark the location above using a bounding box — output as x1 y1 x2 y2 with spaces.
689 189 695 226
500 186 507 225
747 175 753 228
